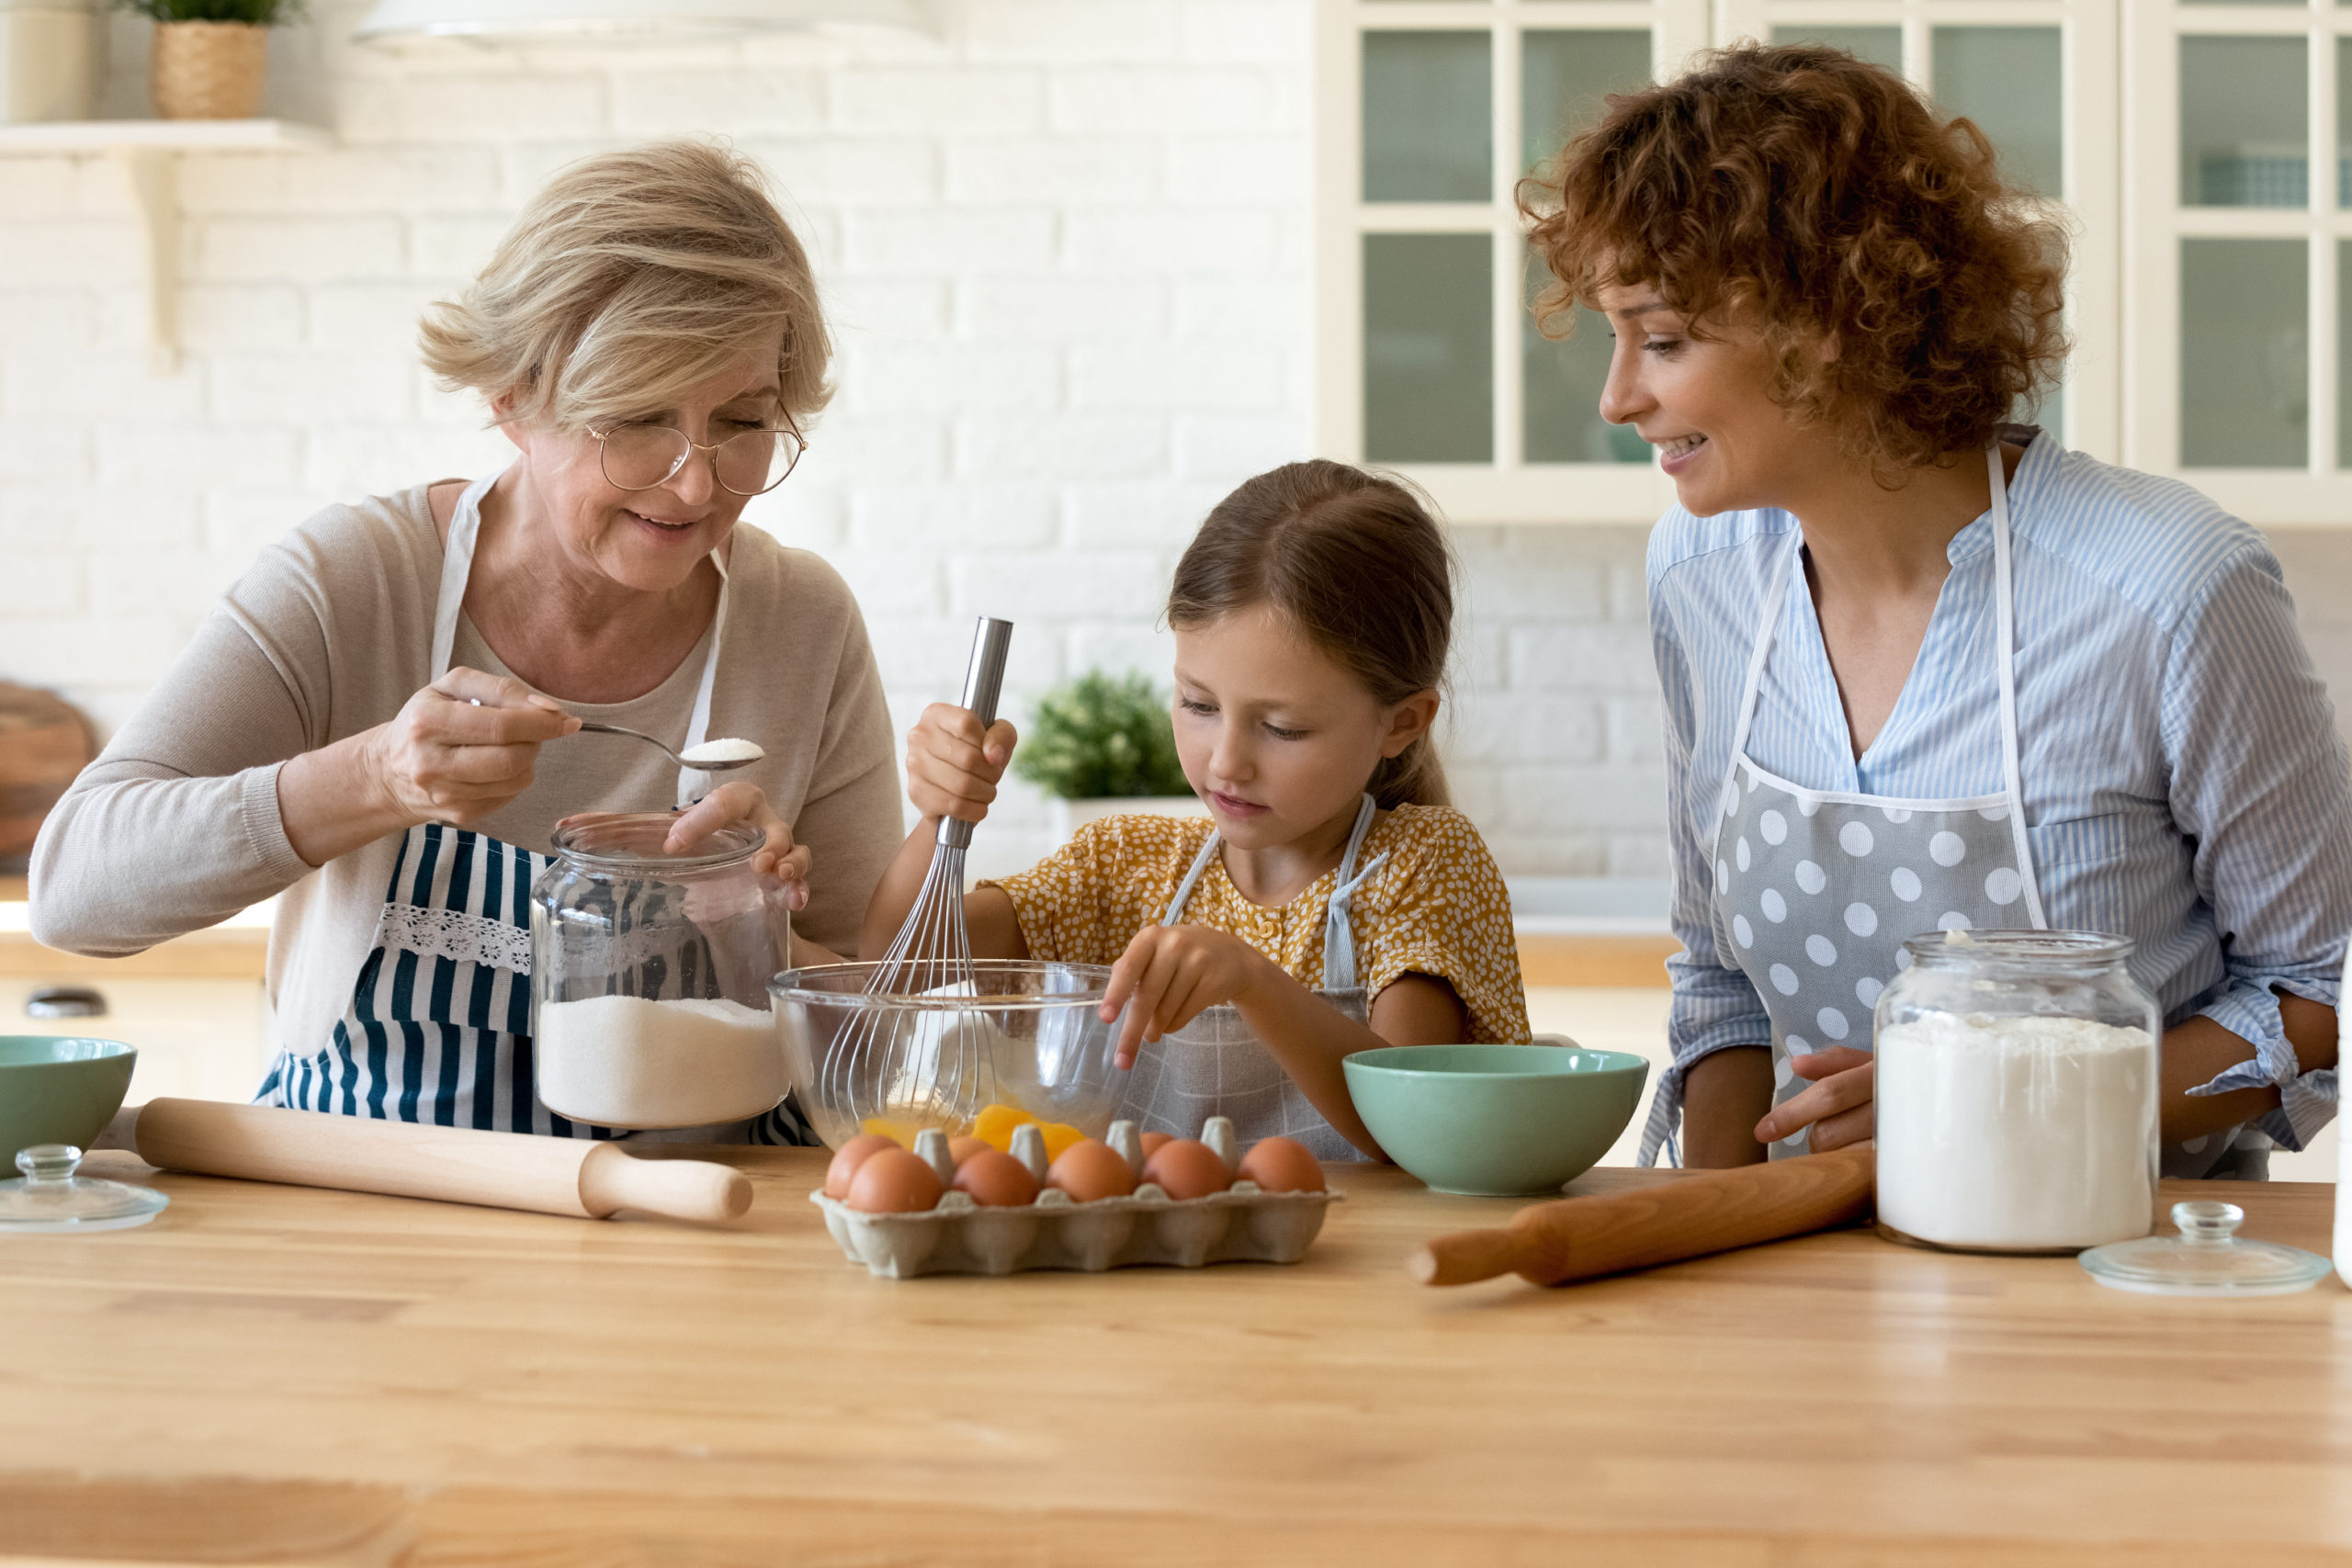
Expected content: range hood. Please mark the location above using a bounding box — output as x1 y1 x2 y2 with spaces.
355 0 925 46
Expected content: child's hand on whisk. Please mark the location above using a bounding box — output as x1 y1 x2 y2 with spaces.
905 703 1019 826
1101 927 1279 1068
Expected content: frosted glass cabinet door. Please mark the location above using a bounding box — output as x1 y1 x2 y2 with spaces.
2339 243 2352 468
1363 31 1490 201
2180 239 2308 468
2179 37 2308 208
1524 297 1649 465
1770 26 1901 74
1933 28 2064 198
1521 29 1649 175
1521 29 1653 465
1365 233 1493 463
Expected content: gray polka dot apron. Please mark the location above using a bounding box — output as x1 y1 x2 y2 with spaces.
1641 448 2048 1164
1113 792 1386 1161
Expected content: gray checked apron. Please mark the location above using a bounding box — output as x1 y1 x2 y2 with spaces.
254 471 811 1144
1640 447 2048 1165
1114 793 1388 1161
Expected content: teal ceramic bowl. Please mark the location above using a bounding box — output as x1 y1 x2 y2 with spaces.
0 1036 139 1168
1342 1039 1650 1196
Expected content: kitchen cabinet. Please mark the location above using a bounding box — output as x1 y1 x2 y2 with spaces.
1317 1 2352 531
1 976 268 1103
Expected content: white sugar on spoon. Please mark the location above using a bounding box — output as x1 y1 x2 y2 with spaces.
575 721 763 772
680 737 764 767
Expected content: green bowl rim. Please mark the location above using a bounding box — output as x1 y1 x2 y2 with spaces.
0 1035 140 1063
1342 1041 1650 1081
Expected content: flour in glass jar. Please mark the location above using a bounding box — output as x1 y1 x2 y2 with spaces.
537 994 786 1129
1874 1010 2155 1250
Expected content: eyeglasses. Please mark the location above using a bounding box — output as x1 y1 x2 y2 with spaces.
586 412 808 497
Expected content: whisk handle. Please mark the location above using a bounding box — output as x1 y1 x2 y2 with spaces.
945 616 1015 852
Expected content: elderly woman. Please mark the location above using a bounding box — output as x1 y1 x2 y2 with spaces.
29 141 899 1139
1527 45 2351 1177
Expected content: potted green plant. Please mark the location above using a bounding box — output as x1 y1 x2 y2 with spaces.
1014 671 1205 842
119 0 301 120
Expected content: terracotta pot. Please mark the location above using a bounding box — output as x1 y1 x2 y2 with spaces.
149 19 266 120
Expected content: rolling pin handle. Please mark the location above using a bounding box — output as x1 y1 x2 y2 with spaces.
1408 1225 1531 1287
576 1145 753 1224
94 1104 143 1153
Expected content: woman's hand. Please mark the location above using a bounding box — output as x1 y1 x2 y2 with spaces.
905 703 1017 826
367 666 578 829
1753 1045 1875 1152
1100 926 1278 1068
657 782 810 910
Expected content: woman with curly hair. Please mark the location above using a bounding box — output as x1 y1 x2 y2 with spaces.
1526 43 2351 1176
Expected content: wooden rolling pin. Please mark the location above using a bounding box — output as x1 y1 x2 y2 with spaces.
1408 1146 1874 1287
113 1099 753 1224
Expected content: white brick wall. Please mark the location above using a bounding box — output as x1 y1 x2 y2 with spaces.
7 0 2352 890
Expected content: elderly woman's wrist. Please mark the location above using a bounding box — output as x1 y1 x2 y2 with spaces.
279 728 419 865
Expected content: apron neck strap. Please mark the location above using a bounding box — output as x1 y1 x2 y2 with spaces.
1159 794 1384 993
1722 531 1800 807
429 470 503 681
428 468 732 809
1985 444 2046 928
1321 793 1385 991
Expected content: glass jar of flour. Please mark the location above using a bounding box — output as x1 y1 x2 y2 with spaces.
530 815 792 1131
1873 931 2159 1254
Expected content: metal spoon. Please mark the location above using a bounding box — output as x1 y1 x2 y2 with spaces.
575 721 763 772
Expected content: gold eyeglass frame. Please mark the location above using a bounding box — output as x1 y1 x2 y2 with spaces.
586 409 809 497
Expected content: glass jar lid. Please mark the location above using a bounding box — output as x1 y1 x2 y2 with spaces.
548 813 764 874
0 1145 170 1234
2078 1201 2332 1296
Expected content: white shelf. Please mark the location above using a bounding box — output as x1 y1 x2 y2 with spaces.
0 118 330 154
0 119 332 375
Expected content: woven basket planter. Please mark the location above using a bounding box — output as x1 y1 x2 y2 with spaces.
150 19 267 120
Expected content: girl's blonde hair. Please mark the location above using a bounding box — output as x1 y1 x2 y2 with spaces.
1167 460 1454 809
419 140 831 432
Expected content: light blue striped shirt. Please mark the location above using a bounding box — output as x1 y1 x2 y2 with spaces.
1648 430 2350 1173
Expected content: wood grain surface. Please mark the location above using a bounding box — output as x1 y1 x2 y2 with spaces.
1 1149 2347 1567
0 908 1679 987
0 927 1677 987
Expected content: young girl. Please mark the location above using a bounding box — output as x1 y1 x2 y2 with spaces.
860 459 1531 1160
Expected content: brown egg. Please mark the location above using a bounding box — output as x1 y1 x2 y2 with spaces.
952 1149 1041 1207
948 1135 993 1168
823 1133 901 1200
1137 1131 1173 1159
845 1148 944 1213
1046 1138 1136 1202
1141 1138 1232 1201
1238 1136 1325 1193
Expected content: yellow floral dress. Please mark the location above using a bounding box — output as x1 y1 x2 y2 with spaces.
983 805 1531 1043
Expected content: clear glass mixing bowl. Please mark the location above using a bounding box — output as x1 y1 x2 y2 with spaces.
770 960 1125 1150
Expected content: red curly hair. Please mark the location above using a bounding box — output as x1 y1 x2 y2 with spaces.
1522 42 2070 478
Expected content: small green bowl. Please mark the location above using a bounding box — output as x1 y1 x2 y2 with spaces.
1342 1039 1650 1197
0 1036 139 1168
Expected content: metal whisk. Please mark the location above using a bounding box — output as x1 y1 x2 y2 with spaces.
820 615 1014 1134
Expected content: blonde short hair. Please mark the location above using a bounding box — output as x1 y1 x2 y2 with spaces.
419 140 831 432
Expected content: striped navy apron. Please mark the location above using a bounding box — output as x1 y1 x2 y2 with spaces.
254 472 809 1141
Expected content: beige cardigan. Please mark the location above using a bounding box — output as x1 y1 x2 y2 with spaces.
29 483 902 1075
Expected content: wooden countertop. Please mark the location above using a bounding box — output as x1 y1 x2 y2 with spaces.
2 1150 2346 1566
0 908 1677 987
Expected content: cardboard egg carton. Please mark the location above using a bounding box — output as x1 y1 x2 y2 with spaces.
810 1117 1340 1279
